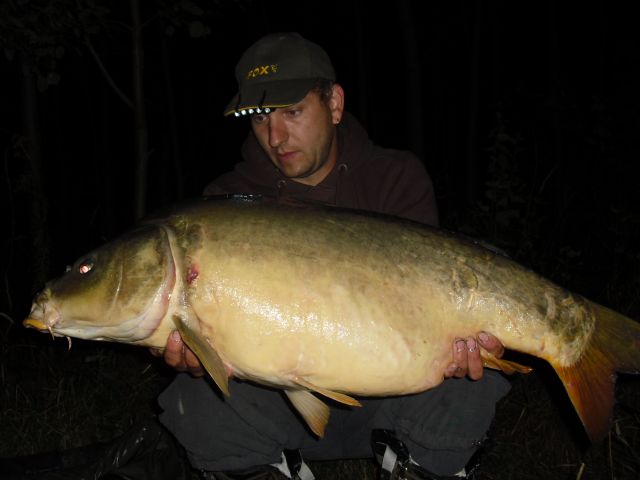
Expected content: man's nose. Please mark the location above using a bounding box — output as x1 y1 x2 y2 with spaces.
268 116 288 148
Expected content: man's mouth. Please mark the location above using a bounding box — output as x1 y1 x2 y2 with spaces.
276 151 297 162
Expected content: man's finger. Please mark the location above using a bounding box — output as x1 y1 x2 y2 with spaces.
163 330 187 370
453 338 468 378
443 362 459 378
477 331 504 358
184 347 205 377
465 337 484 380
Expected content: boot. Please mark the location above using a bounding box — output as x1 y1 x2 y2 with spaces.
371 429 472 480
204 449 315 480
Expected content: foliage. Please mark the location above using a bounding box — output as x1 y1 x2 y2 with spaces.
0 0 109 90
159 0 211 38
0 0 220 92
470 111 530 252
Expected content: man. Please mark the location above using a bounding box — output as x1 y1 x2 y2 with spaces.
158 32 510 480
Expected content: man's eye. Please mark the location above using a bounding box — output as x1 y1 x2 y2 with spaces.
252 114 267 124
285 109 301 118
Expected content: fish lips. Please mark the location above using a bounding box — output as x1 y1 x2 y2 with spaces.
23 317 48 331
23 298 63 336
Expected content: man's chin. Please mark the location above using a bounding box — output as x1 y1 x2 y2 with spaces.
276 163 311 181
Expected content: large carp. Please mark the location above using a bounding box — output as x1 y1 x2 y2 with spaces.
24 196 640 440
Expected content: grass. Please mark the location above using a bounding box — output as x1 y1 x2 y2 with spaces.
0 329 171 457
480 370 640 479
2 317 639 479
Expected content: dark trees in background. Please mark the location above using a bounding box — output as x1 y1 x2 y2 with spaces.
1 0 639 338
131 0 148 220
0 0 215 309
1 0 638 321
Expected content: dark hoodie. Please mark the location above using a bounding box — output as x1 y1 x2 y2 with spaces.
203 112 439 226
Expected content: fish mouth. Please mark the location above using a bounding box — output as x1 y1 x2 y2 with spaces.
24 309 71 348
23 289 63 336
23 318 49 331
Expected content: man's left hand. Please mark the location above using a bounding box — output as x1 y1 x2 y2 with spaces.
444 332 504 380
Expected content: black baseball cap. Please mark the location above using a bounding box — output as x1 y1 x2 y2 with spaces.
224 32 335 117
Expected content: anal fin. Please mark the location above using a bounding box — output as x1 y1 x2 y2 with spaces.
480 349 533 374
293 377 362 407
173 315 230 397
285 390 330 437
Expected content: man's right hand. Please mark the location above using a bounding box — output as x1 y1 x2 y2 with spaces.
151 331 205 377
443 332 504 380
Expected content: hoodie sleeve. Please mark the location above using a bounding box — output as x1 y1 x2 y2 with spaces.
203 180 228 196
371 151 439 227
203 172 277 197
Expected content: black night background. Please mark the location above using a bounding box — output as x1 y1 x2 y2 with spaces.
1 1 639 479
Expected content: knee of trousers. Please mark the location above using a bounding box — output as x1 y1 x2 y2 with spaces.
389 371 511 475
157 374 312 472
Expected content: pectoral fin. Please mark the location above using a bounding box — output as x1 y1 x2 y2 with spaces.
285 390 330 437
480 349 533 374
293 377 362 407
173 315 230 397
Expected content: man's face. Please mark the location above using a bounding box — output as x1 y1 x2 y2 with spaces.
250 85 344 186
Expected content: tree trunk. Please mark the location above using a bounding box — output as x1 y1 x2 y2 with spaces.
396 0 424 160
19 55 49 290
160 20 183 200
466 1 482 206
131 0 149 219
353 0 368 126
546 1 566 253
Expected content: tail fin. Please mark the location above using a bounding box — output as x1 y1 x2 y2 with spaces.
554 301 640 442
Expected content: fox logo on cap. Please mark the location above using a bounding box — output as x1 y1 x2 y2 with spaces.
246 64 279 80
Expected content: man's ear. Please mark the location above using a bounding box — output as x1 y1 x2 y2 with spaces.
329 84 345 125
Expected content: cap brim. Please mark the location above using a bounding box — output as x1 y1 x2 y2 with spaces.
223 78 318 117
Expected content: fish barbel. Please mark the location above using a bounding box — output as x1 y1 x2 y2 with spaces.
24 196 640 439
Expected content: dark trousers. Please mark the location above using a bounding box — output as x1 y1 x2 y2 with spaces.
158 371 510 477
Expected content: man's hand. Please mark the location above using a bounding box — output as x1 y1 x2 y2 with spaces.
150 330 205 377
444 332 504 380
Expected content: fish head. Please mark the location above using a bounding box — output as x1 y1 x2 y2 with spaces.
24 225 176 344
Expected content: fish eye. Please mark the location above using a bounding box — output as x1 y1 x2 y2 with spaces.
78 260 94 274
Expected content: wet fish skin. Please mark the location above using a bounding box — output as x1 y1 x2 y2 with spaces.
23 196 640 440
